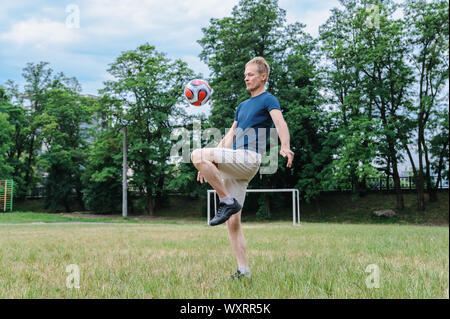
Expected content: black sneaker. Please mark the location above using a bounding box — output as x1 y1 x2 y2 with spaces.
209 198 242 226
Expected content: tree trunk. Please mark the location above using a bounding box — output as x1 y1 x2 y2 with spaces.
76 188 85 211
24 134 35 188
404 143 424 210
386 158 391 191
388 140 404 210
155 174 165 210
434 141 448 190
64 198 71 213
146 192 155 216
391 158 404 211
315 197 322 216
423 138 438 202
128 193 135 215
265 195 271 219
417 128 426 211
357 176 367 195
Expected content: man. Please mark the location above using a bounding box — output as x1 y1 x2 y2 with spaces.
191 57 294 280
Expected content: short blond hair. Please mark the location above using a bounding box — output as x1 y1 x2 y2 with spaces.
246 57 270 81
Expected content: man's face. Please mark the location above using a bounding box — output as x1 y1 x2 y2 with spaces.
244 63 266 93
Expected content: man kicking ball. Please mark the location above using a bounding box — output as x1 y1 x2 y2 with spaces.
191 57 294 280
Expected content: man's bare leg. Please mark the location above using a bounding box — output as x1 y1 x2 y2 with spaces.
226 211 249 269
191 148 229 198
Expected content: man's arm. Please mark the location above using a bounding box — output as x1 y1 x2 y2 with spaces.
217 120 238 149
269 109 294 168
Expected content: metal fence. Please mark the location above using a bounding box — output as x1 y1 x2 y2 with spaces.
365 176 448 190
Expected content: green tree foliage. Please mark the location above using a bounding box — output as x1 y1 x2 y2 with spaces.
81 127 123 213
1 63 82 200
280 37 337 209
198 0 289 129
21 62 59 192
36 87 91 212
319 2 381 195
429 108 449 190
101 43 195 215
356 0 414 210
0 88 14 178
0 95 29 197
403 0 449 208
320 0 416 210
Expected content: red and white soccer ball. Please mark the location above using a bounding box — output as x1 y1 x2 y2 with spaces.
184 79 212 106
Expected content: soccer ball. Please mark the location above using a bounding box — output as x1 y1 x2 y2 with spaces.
184 79 212 106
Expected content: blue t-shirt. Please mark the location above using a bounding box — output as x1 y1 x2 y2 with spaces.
232 91 281 153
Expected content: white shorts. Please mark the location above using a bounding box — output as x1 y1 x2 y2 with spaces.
213 148 261 207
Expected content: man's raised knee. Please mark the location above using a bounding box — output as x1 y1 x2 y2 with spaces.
191 148 216 165
191 148 202 164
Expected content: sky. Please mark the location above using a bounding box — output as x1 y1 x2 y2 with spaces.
0 0 343 114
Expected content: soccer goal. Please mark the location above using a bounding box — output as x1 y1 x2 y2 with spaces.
207 188 300 226
0 180 14 212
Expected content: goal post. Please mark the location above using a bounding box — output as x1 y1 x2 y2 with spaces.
0 180 14 212
207 188 300 226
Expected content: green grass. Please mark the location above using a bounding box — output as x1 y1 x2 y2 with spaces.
0 212 142 224
0 211 203 225
0 222 448 298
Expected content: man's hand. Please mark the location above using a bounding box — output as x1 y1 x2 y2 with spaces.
217 121 238 149
197 171 207 184
280 146 294 168
270 109 294 168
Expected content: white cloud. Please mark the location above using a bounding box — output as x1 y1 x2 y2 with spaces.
80 0 235 39
176 54 210 78
290 8 334 37
0 17 83 48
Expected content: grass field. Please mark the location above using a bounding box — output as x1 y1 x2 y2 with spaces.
0 221 448 298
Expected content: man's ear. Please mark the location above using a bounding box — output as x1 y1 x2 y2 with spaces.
262 72 268 82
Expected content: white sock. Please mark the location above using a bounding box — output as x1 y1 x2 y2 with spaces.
219 195 234 205
238 267 251 278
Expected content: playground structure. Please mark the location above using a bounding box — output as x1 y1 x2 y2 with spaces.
0 180 14 212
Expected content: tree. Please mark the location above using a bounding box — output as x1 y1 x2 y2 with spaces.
319 2 381 196
36 87 91 212
198 0 289 129
2 62 82 200
403 0 449 208
358 0 414 210
80 95 124 213
0 84 31 198
20 62 55 193
320 0 415 211
280 37 337 213
428 108 449 191
0 88 14 179
101 43 195 215
81 127 123 213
